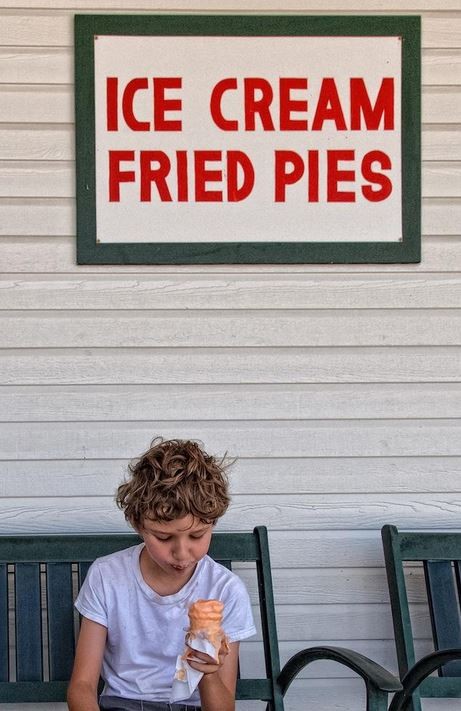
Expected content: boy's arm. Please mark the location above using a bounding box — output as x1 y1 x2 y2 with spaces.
190 640 240 711
67 617 107 711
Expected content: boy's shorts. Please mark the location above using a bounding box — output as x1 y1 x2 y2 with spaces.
99 697 201 711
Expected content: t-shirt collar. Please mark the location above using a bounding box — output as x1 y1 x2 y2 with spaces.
132 543 206 604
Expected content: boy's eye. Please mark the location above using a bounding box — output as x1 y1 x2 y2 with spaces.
191 533 205 539
155 535 171 542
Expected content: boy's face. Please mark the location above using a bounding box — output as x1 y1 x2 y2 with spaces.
138 514 213 588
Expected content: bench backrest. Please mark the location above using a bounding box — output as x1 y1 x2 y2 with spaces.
381 525 461 711
0 526 283 708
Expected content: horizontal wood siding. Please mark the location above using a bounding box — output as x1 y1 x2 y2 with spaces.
0 2 460 710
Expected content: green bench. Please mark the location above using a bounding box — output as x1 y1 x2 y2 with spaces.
0 525 400 709
382 524 461 711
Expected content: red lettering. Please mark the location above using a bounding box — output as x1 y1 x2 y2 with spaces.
106 77 118 131
308 150 319 202
194 151 223 202
327 150 355 202
153 77 182 131
109 150 136 201
361 150 392 201
279 78 308 131
226 151 254 202
176 150 188 202
122 78 150 131
107 149 253 203
312 78 347 131
210 78 238 131
244 78 275 131
351 78 394 130
140 151 172 202
274 150 305 202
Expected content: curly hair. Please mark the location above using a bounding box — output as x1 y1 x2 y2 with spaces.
116 437 231 528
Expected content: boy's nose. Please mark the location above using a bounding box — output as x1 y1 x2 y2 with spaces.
172 539 188 559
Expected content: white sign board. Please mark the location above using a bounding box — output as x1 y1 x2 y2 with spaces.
75 15 421 263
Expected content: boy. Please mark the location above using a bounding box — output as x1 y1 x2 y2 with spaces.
67 438 256 711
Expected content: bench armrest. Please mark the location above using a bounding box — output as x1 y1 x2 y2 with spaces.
389 648 461 711
278 645 402 695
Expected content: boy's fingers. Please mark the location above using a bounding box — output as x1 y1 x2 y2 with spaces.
185 646 217 664
188 659 221 675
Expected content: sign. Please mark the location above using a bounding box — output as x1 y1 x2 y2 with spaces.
75 15 421 264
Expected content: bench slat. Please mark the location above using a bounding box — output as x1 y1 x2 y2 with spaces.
0 535 140 563
78 561 91 588
420 676 461 697
0 565 8 682
399 533 461 561
217 559 232 571
455 560 461 600
255 526 284 708
0 680 67 702
209 533 259 561
0 533 259 563
236 678 272 700
15 564 42 681
425 561 461 677
47 563 75 681
0 678 274 703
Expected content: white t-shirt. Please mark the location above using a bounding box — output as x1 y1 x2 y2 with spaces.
75 543 256 703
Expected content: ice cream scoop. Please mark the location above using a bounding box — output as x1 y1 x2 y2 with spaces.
185 599 226 653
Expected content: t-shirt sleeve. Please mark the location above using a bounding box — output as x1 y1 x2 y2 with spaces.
221 574 257 643
75 560 108 628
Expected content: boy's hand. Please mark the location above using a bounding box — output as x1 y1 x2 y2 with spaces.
184 638 229 674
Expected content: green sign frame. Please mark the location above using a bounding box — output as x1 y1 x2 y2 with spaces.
75 14 421 264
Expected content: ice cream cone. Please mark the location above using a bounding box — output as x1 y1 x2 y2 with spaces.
185 599 228 661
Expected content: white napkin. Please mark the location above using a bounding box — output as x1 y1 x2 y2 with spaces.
170 634 220 703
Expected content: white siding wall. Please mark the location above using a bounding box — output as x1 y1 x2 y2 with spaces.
0 1 460 709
